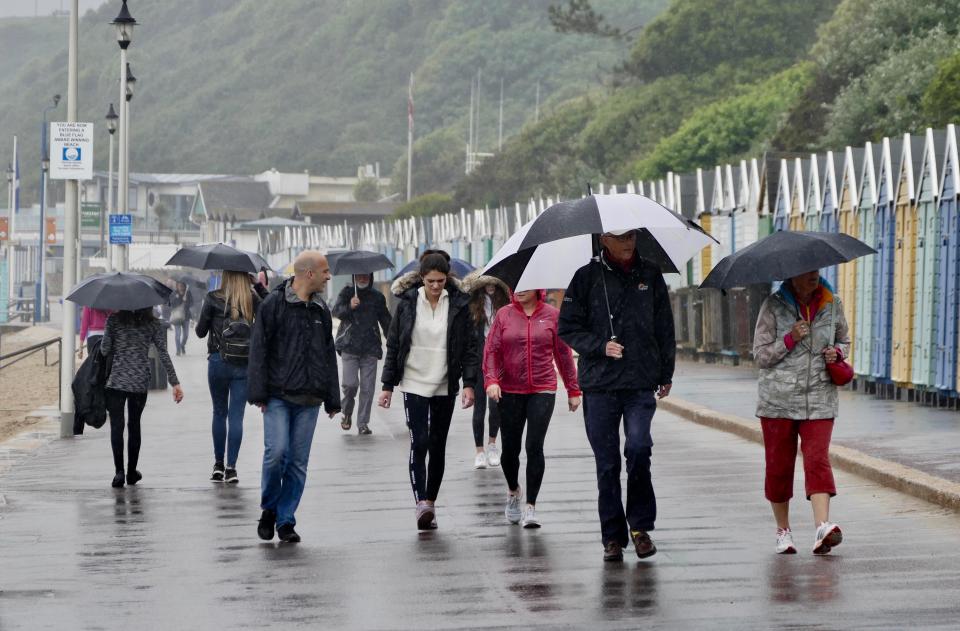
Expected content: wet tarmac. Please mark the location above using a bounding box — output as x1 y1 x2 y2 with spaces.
2 352 960 629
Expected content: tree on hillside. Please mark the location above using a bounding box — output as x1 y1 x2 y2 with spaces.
548 0 624 39
393 193 455 218
921 52 960 128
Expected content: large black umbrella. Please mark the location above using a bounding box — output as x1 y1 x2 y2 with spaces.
67 272 172 311
166 243 270 274
700 231 876 289
329 250 394 275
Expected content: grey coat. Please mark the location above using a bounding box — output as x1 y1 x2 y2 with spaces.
753 290 850 420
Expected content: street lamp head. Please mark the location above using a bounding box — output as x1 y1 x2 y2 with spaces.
41 155 50 172
125 83 134 102
105 103 119 134
125 63 137 86
52 94 61 107
112 0 137 50
5 162 12 183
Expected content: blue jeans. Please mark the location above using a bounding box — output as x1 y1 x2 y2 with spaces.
260 397 320 527
174 320 189 354
208 353 248 467
582 390 657 546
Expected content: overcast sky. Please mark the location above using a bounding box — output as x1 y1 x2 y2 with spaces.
0 0 107 18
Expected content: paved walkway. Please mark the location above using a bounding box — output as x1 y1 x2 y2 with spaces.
672 361 960 484
2 351 960 629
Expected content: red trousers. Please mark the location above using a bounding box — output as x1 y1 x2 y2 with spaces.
760 418 836 503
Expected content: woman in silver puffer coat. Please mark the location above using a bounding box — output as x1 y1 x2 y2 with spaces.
753 269 850 556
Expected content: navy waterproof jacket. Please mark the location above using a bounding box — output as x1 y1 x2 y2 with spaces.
246 279 341 413
558 255 675 393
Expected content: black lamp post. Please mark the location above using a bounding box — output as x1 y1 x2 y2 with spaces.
112 0 136 270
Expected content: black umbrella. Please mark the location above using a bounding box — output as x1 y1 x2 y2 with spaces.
166 243 271 274
67 272 173 311
700 231 877 290
394 257 476 279
329 250 395 275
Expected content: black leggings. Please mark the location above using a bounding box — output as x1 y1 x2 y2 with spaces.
472 393 501 447
403 392 456 503
106 388 148 474
499 392 555 505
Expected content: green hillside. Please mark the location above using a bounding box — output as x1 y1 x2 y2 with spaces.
0 0 668 205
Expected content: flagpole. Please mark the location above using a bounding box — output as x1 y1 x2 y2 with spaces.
406 72 413 202
498 77 503 152
7 136 16 307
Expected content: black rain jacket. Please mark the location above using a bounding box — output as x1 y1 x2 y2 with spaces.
331 284 391 359
380 272 479 396
71 336 111 433
246 279 341 413
195 285 267 355
558 254 675 393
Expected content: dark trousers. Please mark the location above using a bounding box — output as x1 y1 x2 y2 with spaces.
106 388 148 474
583 390 657 546
499 392 555 504
471 392 501 447
403 392 456 503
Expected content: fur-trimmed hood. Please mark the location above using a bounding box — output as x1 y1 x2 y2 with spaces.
391 270 464 297
460 270 511 296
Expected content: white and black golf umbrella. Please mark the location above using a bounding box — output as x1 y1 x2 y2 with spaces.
483 194 716 291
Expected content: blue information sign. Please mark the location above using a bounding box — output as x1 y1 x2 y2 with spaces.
109 214 133 244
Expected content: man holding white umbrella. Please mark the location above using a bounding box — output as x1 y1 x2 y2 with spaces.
558 228 675 563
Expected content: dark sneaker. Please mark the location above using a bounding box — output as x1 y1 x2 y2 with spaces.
416 501 435 531
358 425 372 435
210 462 225 482
341 414 352 431
224 468 238 484
257 509 276 541
126 470 142 486
277 523 301 543
603 541 624 562
111 472 125 488
631 530 656 559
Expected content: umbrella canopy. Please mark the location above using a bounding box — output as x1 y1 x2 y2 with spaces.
483 198 716 290
700 231 877 290
166 243 271 274
394 257 475 279
67 272 172 311
328 250 394 276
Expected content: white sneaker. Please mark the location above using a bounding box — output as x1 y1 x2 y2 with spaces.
521 505 540 529
486 444 501 467
474 452 488 469
813 521 842 555
776 528 797 554
505 489 522 524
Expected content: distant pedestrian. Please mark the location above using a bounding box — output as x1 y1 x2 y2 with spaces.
558 229 675 562
378 250 479 531
248 251 341 543
332 273 391 435
195 270 268 484
484 288 580 529
169 280 194 356
753 270 849 555
100 307 184 488
462 271 510 469
79 306 112 358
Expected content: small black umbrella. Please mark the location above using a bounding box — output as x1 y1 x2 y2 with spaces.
67 272 173 311
329 250 394 276
700 231 877 290
166 243 271 274
394 257 475 279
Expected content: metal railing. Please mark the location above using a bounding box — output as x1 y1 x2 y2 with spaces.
0 337 62 371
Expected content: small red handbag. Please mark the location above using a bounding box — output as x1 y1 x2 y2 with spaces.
826 303 853 386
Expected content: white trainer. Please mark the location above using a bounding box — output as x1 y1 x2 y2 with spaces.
474 452 488 469
776 528 797 554
813 521 842 555
486 444 501 467
521 505 541 529
505 489 522 524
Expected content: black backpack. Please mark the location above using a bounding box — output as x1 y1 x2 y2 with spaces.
220 305 252 365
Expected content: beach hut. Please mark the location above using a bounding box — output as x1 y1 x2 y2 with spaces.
804 154 822 231
871 136 902 382
910 128 946 389
836 146 864 361
854 141 882 378
935 125 960 392
695 167 718 284
788 158 809 231
773 159 792 232
675 173 699 286
710 165 732 264
734 159 761 252
890 134 924 385
819 151 840 287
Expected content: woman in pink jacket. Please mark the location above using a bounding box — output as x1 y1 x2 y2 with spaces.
483 289 581 528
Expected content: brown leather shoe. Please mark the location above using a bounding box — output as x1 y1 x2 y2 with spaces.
631 530 657 559
603 541 624 562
